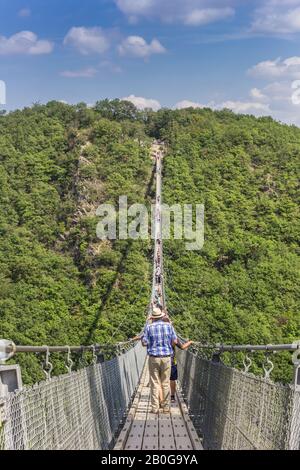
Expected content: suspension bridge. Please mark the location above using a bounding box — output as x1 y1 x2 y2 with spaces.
0 141 299 450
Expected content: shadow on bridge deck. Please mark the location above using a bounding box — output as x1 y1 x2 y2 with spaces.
114 360 203 451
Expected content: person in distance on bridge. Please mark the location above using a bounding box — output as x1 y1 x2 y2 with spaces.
142 306 178 414
155 265 161 284
154 286 163 308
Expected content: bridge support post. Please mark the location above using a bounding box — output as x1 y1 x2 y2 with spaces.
0 365 23 450
0 364 22 398
288 347 300 450
0 340 22 398
292 355 300 391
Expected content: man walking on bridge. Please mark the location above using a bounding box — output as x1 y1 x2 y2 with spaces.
142 307 178 413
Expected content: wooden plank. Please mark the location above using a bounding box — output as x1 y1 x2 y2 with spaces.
143 438 160 450
134 410 149 419
171 415 194 450
159 412 172 421
159 414 176 450
115 362 148 450
159 435 176 450
141 377 159 450
142 421 159 450
114 417 133 450
125 420 146 450
176 390 203 450
171 417 188 437
125 367 150 450
174 436 194 450
170 406 181 417
134 382 150 416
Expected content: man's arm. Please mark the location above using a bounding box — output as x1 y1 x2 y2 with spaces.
131 334 142 341
170 325 178 348
131 324 148 343
142 325 149 347
176 340 194 350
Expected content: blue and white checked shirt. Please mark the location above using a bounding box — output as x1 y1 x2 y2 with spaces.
143 320 177 356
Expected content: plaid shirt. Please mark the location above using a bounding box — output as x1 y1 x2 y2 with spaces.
143 320 177 356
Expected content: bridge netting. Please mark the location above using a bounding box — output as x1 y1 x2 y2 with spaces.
0 342 146 450
1 343 299 450
177 348 300 450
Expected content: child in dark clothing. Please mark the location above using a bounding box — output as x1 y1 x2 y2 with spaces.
170 339 193 402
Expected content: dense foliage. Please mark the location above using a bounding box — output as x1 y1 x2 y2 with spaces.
0 101 299 383
161 108 300 382
0 100 153 383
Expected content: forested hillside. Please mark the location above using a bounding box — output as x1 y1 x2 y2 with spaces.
0 100 153 383
0 101 299 383
161 109 300 382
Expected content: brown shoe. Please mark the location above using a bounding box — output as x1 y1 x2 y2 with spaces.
162 408 170 414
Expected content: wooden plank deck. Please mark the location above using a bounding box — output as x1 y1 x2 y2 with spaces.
114 361 203 451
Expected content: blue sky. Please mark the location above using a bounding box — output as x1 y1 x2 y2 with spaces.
1 0 300 125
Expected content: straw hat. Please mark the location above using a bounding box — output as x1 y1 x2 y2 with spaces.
151 307 165 319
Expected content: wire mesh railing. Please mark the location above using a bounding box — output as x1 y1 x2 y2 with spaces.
0 342 146 450
176 348 300 450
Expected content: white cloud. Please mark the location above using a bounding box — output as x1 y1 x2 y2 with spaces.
122 94 161 110
172 50 300 126
250 87 268 101
174 97 269 117
115 0 235 26
184 7 234 26
132 85 300 125
248 56 300 79
18 8 31 18
248 81 296 110
220 100 270 114
263 81 294 102
260 82 300 125
0 31 53 55
218 79 300 125
64 27 110 55
252 0 300 34
118 36 166 58
116 0 300 36
175 100 205 109
60 67 97 78
222 98 300 125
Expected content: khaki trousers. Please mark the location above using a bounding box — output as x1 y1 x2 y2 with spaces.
148 356 171 412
